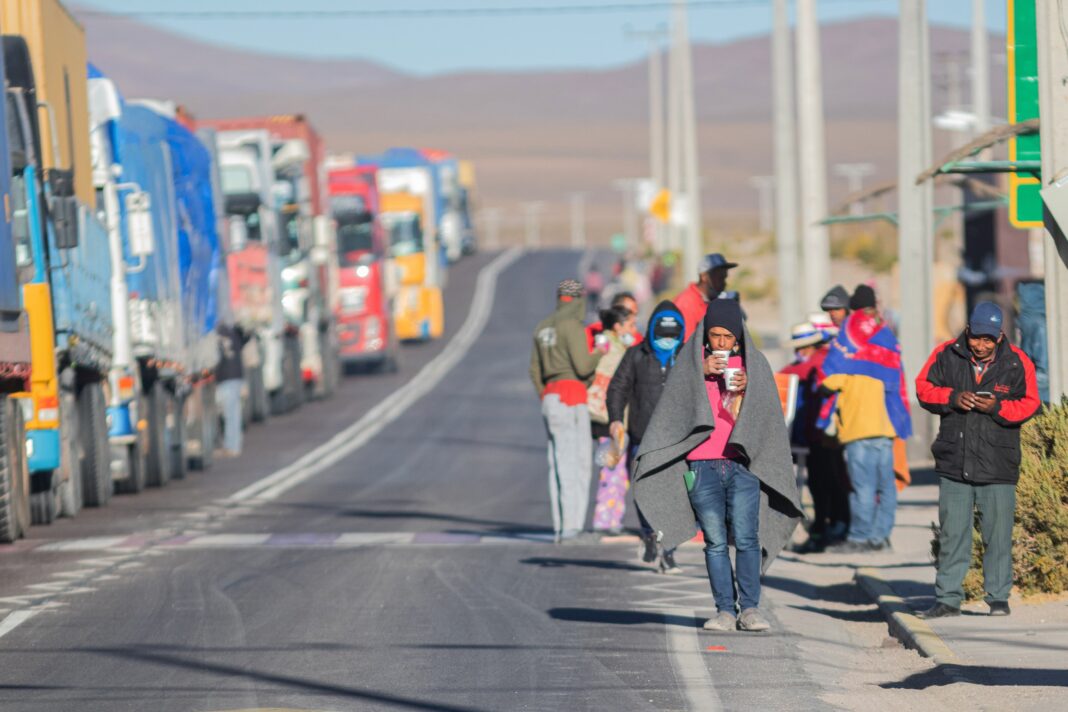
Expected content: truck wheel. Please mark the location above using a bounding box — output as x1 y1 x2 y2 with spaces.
115 440 146 495
249 365 268 423
59 387 82 517
78 382 112 508
145 380 173 488
170 393 188 481
0 395 31 542
189 382 215 472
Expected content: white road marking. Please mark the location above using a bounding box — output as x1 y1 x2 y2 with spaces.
226 247 523 507
0 610 38 639
664 607 724 712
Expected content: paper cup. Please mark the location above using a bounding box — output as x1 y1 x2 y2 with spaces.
724 367 744 391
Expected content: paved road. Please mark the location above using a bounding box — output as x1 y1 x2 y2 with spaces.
0 250 987 711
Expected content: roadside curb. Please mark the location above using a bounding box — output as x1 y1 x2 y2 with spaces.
854 567 958 664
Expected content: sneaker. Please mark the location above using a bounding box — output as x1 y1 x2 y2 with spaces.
793 537 826 554
702 611 737 631
737 608 771 632
915 603 961 620
869 538 893 552
638 533 658 564
988 601 1011 616
659 550 683 575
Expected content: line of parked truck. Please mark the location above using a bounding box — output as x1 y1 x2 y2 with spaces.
0 0 480 542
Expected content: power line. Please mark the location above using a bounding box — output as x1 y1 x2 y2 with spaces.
80 0 882 21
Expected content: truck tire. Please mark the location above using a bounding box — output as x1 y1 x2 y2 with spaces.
78 382 112 508
170 393 188 481
58 387 82 517
0 395 31 543
249 365 267 423
114 440 146 495
145 380 173 488
188 382 215 472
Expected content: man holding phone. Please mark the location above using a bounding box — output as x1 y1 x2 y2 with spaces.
915 302 1041 619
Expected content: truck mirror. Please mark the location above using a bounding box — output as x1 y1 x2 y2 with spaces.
224 191 261 217
52 195 79 250
228 217 248 253
125 192 155 257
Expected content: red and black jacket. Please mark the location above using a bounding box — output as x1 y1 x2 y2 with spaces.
915 334 1040 485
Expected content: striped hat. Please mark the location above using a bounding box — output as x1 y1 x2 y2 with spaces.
557 279 584 298
808 311 838 340
790 321 824 349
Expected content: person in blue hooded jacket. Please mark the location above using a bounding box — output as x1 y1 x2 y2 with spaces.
607 300 686 573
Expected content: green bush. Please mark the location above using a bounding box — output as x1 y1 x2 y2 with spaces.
931 401 1068 599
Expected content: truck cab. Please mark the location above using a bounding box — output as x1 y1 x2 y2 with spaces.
327 164 399 371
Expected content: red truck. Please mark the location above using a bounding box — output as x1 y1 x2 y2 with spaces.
327 164 399 372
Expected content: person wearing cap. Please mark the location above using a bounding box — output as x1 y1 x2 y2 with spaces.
607 300 687 572
915 301 1041 619
633 300 803 633
673 253 738 341
779 321 847 552
820 285 851 328
530 279 605 543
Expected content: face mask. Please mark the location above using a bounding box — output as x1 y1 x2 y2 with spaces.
621 332 636 347
653 336 679 352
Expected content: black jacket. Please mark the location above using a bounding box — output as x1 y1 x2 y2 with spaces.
916 334 1040 485
606 343 671 444
216 324 248 382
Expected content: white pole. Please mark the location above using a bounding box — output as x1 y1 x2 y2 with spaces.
667 7 684 257
1035 0 1068 401
750 176 775 233
833 162 876 215
772 0 801 345
570 193 586 251
675 0 704 281
971 0 990 137
796 0 831 309
524 202 543 250
898 0 936 452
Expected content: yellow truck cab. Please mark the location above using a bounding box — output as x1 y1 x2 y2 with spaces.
379 192 444 341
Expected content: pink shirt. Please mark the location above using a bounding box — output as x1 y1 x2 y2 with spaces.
688 354 743 461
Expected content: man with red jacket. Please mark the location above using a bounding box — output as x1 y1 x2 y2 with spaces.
674 253 737 341
915 302 1040 619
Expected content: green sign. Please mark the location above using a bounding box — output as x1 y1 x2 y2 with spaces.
1008 0 1042 228
611 233 628 254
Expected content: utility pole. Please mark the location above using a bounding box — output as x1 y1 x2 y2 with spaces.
833 162 876 215
1035 1 1068 401
772 0 801 345
672 0 703 281
627 26 669 249
898 0 935 452
750 176 775 233
666 4 683 257
796 0 831 310
614 179 640 250
523 202 544 250
569 192 586 251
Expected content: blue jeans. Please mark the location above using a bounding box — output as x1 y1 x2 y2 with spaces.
844 437 896 543
687 459 762 613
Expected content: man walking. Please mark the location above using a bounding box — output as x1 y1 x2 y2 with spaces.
820 285 912 553
673 253 738 341
820 285 850 329
530 279 604 542
215 322 247 457
915 302 1040 618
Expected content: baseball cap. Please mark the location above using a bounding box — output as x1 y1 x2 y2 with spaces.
699 253 738 274
968 301 1003 338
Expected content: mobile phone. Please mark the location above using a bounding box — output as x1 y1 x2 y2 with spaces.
975 391 993 397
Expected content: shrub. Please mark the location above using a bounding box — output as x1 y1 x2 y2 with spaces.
931 401 1068 598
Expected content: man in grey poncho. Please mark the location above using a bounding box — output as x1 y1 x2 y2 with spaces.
633 300 803 632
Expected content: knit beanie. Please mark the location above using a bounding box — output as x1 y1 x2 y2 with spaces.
703 299 744 341
849 284 877 310
557 279 583 298
820 285 850 311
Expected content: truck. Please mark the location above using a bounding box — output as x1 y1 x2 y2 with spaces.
199 127 303 416
421 149 466 264
198 116 339 402
2 0 116 531
458 159 478 255
357 149 445 342
326 162 400 371
87 73 223 487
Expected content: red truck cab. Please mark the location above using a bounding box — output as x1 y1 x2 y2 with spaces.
328 165 399 372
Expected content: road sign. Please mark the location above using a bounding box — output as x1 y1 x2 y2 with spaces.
611 233 628 254
1008 0 1043 228
650 189 671 224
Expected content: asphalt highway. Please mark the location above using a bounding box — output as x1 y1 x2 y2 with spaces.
0 250 911 712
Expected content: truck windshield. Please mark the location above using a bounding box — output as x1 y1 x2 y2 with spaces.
381 213 423 258
221 166 254 194
336 218 374 266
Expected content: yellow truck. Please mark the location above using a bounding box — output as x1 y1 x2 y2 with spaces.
379 192 444 340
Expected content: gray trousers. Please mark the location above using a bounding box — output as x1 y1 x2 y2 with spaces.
542 394 592 536
935 476 1016 607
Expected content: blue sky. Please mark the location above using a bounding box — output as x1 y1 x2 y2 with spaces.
78 0 1007 75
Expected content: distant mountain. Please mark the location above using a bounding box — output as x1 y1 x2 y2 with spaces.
74 9 1007 243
